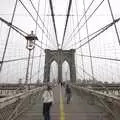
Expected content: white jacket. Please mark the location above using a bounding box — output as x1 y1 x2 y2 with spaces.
42 90 54 103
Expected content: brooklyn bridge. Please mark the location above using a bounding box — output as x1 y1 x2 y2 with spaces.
0 0 120 120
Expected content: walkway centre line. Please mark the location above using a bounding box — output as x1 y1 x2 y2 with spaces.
60 86 65 120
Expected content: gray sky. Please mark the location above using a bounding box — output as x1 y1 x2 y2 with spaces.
0 0 120 83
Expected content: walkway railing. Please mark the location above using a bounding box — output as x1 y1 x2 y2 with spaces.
72 84 120 120
0 87 43 120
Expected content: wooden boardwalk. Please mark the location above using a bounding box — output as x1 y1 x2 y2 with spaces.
16 85 111 120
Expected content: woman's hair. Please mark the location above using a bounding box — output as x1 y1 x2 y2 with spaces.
46 85 53 96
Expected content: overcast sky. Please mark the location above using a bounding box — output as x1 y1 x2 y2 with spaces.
0 0 120 83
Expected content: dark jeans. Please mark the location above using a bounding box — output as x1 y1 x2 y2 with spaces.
43 102 52 120
66 93 72 104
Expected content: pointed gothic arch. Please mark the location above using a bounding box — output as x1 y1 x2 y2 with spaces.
44 49 76 83
62 60 70 81
50 60 58 82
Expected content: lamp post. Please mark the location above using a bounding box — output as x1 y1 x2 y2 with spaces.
25 31 38 89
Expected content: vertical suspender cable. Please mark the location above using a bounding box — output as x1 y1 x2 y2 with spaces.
38 0 47 81
29 0 41 85
75 0 85 80
63 0 95 49
64 0 104 49
18 0 56 49
83 0 95 81
107 0 120 45
0 0 18 72
29 0 56 48
107 0 120 84
37 0 42 81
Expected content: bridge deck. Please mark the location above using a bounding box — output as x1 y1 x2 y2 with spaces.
16 85 110 120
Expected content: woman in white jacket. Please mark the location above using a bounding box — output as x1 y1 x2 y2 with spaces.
42 85 54 120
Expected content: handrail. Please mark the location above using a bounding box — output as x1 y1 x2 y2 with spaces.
0 87 42 109
71 84 120 120
0 87 43 120
72 84 120 101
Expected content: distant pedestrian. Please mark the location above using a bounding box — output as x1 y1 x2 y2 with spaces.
60 82 63 87
42 85 54 120
65 84 72 104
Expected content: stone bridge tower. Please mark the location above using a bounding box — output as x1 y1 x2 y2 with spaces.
44 49 76 83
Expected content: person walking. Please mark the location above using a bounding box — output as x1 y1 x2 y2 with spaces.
42 85 54 120
65 84 72 104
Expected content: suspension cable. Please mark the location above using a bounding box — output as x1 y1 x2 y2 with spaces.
28 0 54 44
76 65 94 80
75 0 85 80
0 0 18 72
75 25 109 45
49 0 59 48
83 0 94 81
76 54 120 62
29 0 41 84
18 0 56 48
0 17 27 36
76 70 84 80
38 0 47 81
71 7 75 49
76 54 120 83
107 0 120 45
64 0 105 49
0 17 52 49
61 0 72 49
65 19 115 49
0 55 45 63
63 0 95 48
75 17 120 49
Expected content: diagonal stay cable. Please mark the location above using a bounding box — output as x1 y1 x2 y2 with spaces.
0 15 57 52
76 54 120 62
75 25 110 45
66 17 120 50
76 69 84 79
75 0 85 80
0 55 45 63
0 17 27 37
61 0 72 49
76 65 94 79
63 0 95 48
29 0 41 84
64 0 105 49
107 0 120 45
49 0 59 48
83 0 94 81
37 0 46 81
0 17 50 49
28 0 55 46
0 17 50 51
0 0 18 72
18 0 56 48
75 17 120 49
64 20 114 49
